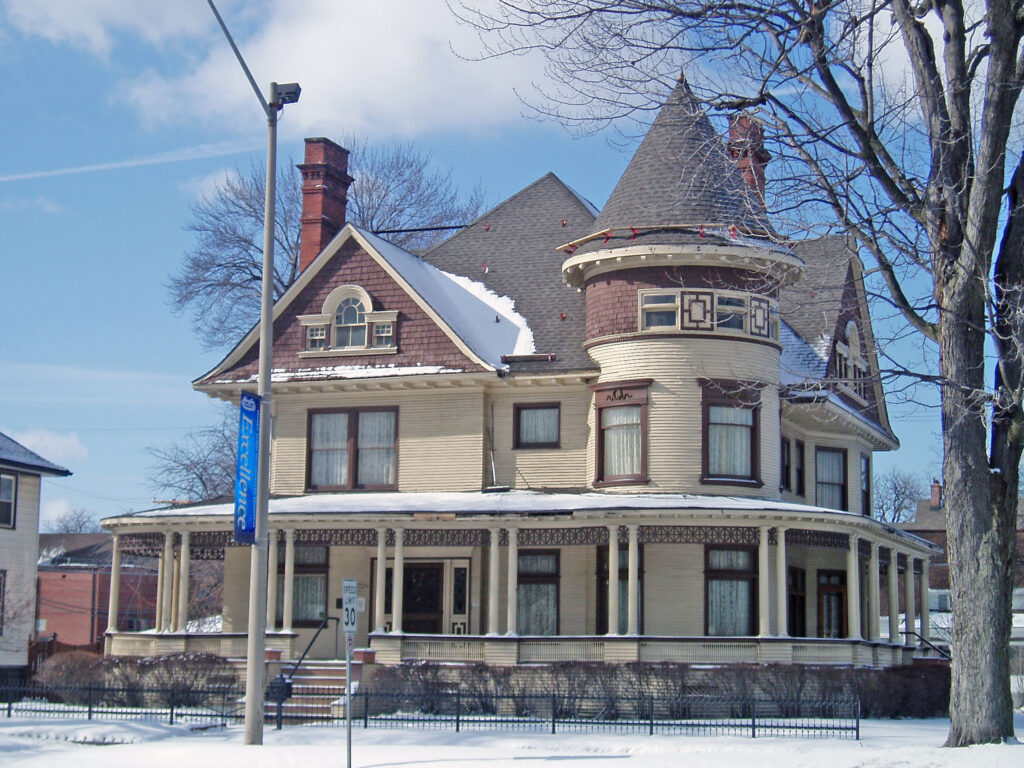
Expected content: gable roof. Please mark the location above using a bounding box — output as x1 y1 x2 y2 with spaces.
196 224 535 385
574 76 770 255
422 173 598 373
0 431 71 476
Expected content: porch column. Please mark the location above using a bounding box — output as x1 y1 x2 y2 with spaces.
775 527 788 637
488 528 501 635
867 540 880 641
887 548 900 644
904 554 916 647
106 534 121 634
846 535 861 640
266 530 278 631
506 527 518 635
177 531 190 633
626 524 639 635
160 532 174 632
171 547 181 631
607 525 620 635
282 529 296 633
392 528 404 633
920 559 931 643
155 543 164 632
375 528 387 632
758 526 771 636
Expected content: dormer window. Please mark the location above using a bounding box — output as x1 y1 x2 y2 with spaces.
298 284 398 358
835 321 869 403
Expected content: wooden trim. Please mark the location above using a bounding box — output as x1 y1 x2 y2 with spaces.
860 453 871 517
815 446 849 511
700 380 761 486
306 406 399 492
816 569 847 638
512 402 561 449
0 472 16 529
517 549 561 635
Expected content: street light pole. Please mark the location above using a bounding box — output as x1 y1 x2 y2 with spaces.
206 1 299 746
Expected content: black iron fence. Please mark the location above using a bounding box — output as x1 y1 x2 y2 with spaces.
0 681 859 739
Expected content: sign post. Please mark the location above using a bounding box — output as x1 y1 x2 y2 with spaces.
342 578 357 768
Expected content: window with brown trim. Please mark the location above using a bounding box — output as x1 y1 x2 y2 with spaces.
700 380 762 486
705 546 757 636
513 403 560 449
787 566 806 637
860 453 871 516
276 546 328 627
795 440 806 496
307 408 397 491
780 437 792 492
517 550 559 635
817 570 847 638
815 447 848 510
592 380 650 486
0 473 15 528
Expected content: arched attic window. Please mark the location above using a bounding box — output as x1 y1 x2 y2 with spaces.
835 320 870 403
297 284 398 357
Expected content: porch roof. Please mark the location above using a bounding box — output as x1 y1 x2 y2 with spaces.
104 490 939 551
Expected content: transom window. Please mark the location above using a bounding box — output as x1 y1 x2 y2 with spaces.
0 474 14 528
308 408 397 490
706 546 757 636
514 403 560 449
816 447 848 511
593 380 650 486
638 289 778 340
701 380 761 486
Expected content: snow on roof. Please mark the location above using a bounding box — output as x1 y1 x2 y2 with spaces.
779 319 828 384
217 364 467 385
355 226 533 367
108 490 936 549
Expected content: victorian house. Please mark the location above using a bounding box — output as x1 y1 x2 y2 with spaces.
102 78 937 669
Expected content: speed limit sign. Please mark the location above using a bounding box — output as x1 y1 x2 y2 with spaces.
342 578 358 634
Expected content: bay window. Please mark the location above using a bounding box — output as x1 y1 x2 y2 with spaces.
307 408 397 490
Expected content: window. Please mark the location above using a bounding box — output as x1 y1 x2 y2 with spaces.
787 567 806 637
835 321 870 403
716 294 747 331
817 571 846 638
298 284 397 356
860 454 871 516
0 474 14 528
701 381 761 486
816 447 848 510
308 408 397 490
276 546 328 626
596 544 643 634
640 292 679 329
780 437 792 492
517 551 559 635
514 403 560 449
795 441 806 496
705 547 757 636
593 381 650 485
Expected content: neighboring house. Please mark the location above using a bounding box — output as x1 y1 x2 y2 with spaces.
102 77 938 669
0 432 70 684
903 482 1024 650
36 533 157 646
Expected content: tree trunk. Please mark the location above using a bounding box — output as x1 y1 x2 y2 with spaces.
942 272 1016 745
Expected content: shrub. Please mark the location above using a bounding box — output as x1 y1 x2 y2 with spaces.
146 652 236 708
35 651 104 703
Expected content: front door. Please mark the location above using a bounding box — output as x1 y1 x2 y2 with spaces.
403 563 444 633
817 570 847 638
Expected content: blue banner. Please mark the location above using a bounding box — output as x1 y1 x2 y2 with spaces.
234 391 260 544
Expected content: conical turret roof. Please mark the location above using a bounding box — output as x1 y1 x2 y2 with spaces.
576 75 770 252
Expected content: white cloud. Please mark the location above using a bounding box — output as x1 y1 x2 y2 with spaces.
179 167 239 200
0 195 62 213
8 429 88 464
1 0 215 56
40 497 73 530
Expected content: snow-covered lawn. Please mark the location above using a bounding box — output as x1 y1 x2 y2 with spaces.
0 715 1021 767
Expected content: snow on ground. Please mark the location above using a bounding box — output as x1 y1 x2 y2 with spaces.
1 715 1022 768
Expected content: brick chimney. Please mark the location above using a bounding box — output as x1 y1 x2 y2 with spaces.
298 137 353 272
728 114 771 204
930 479 943 509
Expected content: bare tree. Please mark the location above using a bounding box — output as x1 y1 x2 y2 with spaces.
170 141 484 349
456 0 1024 745
44 507 101 534
873 468 925 524
146 407 238 502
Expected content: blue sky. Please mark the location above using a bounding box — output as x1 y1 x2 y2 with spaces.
0 0 940 527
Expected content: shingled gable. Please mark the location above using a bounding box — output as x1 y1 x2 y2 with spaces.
194 224 532 388
421 172 599 374
0 431 71 476
567 75 773 255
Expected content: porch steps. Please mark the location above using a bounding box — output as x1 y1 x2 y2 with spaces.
279 661 356 721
